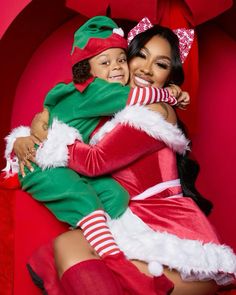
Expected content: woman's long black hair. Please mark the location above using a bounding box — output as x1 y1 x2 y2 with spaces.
127 25 213 215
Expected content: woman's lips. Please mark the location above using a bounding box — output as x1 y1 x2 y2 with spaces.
133 75 152 87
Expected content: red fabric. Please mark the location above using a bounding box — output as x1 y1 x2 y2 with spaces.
0 172 21 190
66 0 109 18
71 34 127 65
102 252 174 295
192 24 236 251
27 242 64 295
183 0 233 25
68 124 165 177
130 196 220 243
0 0 31 38
13 190 67 294
61 259 124 295
65 0 232 26
0 189 15 295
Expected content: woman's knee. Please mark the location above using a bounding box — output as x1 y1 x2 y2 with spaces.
54 229 98 277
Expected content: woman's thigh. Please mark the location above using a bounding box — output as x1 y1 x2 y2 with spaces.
54 229 99 277
54 229 219 294
131 260 219 295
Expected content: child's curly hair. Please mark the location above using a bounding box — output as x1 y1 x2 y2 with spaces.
72 59 91 84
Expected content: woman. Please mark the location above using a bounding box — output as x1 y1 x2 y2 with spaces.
13 23 236 294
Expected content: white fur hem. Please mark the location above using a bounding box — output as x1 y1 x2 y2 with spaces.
3 126 31 175
90 106 190 154
36 119 82 169
107 208 236 285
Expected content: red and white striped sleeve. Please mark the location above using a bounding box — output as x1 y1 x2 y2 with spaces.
127 87 177 106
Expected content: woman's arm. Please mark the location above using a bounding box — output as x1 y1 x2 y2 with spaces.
68 123 165 176
68 105 188 177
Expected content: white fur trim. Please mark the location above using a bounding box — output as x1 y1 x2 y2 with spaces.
113 28 124 37
148 261 163 277
108 208 236 285
90 106 190 154
3 126 31 175
36 119 82 169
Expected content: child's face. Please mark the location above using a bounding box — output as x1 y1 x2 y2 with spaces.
89 48 129 85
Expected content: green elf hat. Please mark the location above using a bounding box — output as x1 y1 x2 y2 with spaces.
71 16 127 65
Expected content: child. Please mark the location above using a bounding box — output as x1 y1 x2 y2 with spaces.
5 16 182 294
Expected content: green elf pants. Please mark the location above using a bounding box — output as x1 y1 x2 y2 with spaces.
19 164 129 227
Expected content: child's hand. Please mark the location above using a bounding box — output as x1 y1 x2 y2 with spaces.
167 84 181 98
13 136 39 176
176 91 190 110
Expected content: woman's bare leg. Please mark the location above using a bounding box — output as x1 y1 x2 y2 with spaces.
55 229 218 295
54 228 99 278
131 260 219 295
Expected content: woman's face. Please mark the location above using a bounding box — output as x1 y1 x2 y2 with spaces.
129 35 172 88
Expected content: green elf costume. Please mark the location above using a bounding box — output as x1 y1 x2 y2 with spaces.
4 16 176 294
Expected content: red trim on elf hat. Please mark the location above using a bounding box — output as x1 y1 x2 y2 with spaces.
71 33 127 66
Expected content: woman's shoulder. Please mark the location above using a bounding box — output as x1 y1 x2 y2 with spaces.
146 103 177 124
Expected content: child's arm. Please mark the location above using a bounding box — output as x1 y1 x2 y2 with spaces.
175 91 190 110
44 80 179 120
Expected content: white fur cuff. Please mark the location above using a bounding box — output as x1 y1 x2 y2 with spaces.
3 126 31 175
36 119 82 169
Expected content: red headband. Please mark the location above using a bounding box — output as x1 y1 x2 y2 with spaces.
127 17 194 63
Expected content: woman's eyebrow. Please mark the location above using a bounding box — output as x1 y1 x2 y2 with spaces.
156 55 171 61
142 47 171 61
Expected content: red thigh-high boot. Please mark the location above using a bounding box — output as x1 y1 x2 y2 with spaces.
78 210 174 295
103 253 174 295
61 259 124 295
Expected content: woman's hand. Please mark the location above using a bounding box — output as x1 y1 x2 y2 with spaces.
13 135 40 176
31 108 49 142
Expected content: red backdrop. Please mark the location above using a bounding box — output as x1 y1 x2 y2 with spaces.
0 0 235 294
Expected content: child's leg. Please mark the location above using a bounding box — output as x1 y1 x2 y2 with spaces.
21 167 122 258
88 176 129 219
20 166 103 226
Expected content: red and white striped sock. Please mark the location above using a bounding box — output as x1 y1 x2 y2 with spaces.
77 210 120 258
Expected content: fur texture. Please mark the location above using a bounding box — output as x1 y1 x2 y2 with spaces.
90 105 190 154
3 126 31 175
108 208 236 285
36 119 82 169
